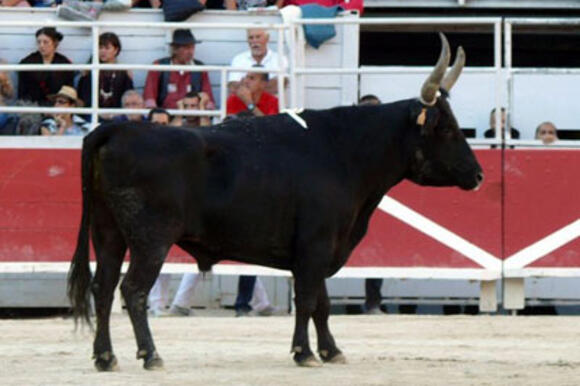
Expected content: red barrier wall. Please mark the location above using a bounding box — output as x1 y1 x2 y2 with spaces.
0 147 578 276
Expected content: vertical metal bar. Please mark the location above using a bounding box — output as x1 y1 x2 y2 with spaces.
277 27 285 110
288 21 298 109
220 68 227 121
494 20 503 141
504 21 514 140
90 25 100 129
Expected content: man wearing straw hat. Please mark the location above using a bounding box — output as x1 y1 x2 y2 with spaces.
40 85 90 136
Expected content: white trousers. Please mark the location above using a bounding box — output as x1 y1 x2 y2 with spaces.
148 272 201 310
149 273 271 311
250 277 271 311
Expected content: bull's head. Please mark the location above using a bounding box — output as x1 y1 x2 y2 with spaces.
407 33 484 191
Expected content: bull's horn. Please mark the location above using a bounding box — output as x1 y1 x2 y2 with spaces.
441 46 465 92
420 32 451 106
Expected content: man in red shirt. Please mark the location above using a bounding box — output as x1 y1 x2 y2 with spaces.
226 69 279 117
143 29 215 110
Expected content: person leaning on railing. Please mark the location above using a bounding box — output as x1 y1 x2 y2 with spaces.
18 27 75 106
535 121 559 145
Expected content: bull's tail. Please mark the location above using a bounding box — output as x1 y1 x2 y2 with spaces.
67 125 115 327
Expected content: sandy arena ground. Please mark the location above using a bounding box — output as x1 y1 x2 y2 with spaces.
1 310 580 385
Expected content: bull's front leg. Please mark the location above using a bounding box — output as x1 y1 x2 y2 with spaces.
291 273 324 367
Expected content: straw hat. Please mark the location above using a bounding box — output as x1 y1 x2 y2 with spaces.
47 85 83 107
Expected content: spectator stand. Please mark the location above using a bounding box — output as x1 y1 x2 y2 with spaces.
0 9 579 313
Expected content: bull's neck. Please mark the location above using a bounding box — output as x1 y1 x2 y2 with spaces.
329 100 414 197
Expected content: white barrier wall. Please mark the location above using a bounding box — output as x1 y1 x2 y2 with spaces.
360 68 507 137
511 73 580 136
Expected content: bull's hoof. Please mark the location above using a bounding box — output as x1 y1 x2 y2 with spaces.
294 353 323 368
94 352 119 372
143 352 164 370
321 351 347 364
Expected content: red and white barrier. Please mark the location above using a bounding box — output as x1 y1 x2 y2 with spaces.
0 140 578 290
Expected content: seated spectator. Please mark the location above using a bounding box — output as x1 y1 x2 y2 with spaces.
0 61 16 134
77 32 134 122
0 0 32 6
148 107 172 124
226 68 279 117
358 94 380 106
143 29 215 110
18 27 75 106
535 121 559 145
172 91 211 127
484 107 520 139
113 89 147 122
40 85 89 136
228 28 288 96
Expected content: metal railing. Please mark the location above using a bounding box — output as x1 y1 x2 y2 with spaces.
503 17 580 148
0 20 289 125
0 15 578 148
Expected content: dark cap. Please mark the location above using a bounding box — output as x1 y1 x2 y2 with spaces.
171 29 201 46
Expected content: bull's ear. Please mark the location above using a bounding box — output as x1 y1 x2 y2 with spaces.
411 104 438 136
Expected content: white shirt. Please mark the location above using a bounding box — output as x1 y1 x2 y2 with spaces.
228 49 288 83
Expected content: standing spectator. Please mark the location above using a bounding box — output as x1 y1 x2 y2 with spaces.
226 69 279 117
357 94 386 315
484 107 520 139
147 102 205 316
18 27 75 106
143 29 215 110
149 272 203 317
40 85 89 136
228 28 288 95
535 121 559 145
172 91 212 127
77 32 134 122
226 70 278 317
113 89 147 122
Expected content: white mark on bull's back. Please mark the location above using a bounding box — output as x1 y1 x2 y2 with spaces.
48 166 65 177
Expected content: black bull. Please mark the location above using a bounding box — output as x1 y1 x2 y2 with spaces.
68 34 483 370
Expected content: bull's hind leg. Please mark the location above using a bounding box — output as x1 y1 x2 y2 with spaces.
91 204 127 371
120 244 170 370
313 282 345 364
